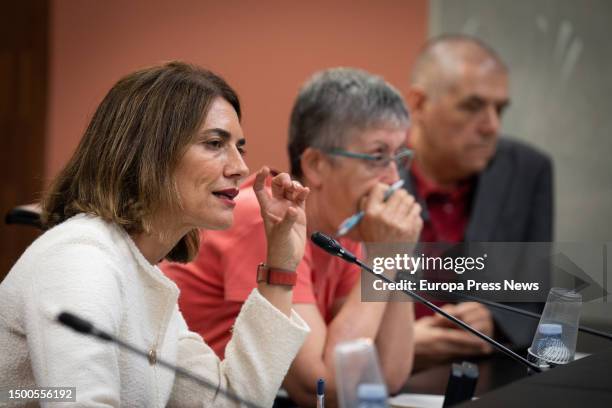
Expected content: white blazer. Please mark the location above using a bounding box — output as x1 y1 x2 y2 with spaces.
0 214 309 407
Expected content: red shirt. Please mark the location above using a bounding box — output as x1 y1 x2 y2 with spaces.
161 174 362 358
411 162 475 318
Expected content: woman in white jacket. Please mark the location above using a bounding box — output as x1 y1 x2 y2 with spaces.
0 61 310 407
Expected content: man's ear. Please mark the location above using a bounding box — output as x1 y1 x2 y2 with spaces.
300 147 327 189
406 85 428 119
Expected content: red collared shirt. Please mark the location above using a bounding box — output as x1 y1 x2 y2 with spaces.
411 162 475 318
412 163 474 243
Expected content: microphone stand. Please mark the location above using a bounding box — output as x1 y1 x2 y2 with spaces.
429 290 612 341
310 232 544 373
57 312 264 408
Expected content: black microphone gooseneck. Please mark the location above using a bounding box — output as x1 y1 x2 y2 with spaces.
310 232 543 373
433 291 612 341
57 312 264 408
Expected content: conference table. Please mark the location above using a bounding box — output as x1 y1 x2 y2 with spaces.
400 349 529 397
273 325 612 407
399 346 612 407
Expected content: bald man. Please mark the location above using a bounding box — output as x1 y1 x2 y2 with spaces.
404 35 553 368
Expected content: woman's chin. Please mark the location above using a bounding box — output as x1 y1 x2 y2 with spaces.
197 214 234 231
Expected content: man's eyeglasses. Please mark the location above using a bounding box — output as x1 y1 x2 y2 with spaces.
324 147 414 170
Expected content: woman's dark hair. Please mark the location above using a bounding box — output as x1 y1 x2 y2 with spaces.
42 61 241 262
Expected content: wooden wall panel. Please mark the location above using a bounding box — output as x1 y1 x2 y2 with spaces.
0 1 48 280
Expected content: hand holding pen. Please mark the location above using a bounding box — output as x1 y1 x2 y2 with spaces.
336 179 406 237
338 179 422 243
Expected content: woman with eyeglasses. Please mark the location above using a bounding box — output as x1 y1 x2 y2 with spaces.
0 61 310 407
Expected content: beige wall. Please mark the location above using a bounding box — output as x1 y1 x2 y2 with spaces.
46 0 428 180
429 0 612 326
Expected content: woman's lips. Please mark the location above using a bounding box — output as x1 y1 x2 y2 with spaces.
213 188 239 198
212 188 239 207
216 195 236 207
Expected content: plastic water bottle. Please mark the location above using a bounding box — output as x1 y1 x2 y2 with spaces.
357 383 388 408
335 339 388 408
528 323 571 368
526 288 581 372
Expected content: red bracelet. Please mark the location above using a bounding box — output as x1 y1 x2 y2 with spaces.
256 263 297 286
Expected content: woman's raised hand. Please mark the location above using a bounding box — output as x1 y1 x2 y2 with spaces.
253 167 309 271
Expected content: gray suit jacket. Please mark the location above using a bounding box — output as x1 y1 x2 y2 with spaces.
404 137 554 348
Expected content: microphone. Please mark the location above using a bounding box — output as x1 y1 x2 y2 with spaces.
311 231 358 263
56 311 264 408
57 312 113 340
310 232 544 373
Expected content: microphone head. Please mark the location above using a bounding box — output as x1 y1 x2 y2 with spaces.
310 231 342 255
57 312 94 335
310 231 357 263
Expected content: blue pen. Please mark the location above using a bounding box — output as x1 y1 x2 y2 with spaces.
336 179 405 237
317 378 325 408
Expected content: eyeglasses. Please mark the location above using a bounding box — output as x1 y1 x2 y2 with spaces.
324 147 414 170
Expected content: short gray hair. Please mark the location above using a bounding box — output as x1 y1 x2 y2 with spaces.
288 67 409 179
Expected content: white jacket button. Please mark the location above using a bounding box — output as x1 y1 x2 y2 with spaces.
148 349 157 365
